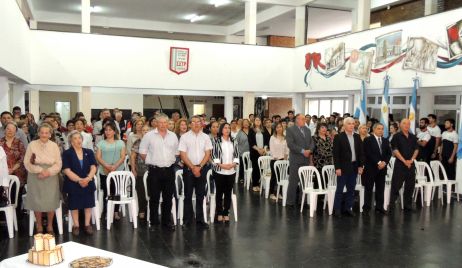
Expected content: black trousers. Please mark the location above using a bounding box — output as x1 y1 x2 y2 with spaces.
250 153 260 187
100 174 119 214
239 156 245 182
390 164 416 209
183 168 207 224
147 166 175 224
214 172 235 216
363 168 386 210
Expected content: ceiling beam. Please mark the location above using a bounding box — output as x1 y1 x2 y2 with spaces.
308 0 356 11
243 0 316 7
227 5 294 35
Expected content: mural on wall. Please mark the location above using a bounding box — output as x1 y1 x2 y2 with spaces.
325 42 345 74
303 18 462 86
346 50 374 82
402 37 439 73
375 31 402 67
447 20 462 60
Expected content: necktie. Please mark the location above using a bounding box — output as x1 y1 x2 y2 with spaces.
378 137 382 154
299 127 305 137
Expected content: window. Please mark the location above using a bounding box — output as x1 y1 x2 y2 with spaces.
332 100 344 115
55 101 70 124
392 109 407 122
435 110 457 124
367 97 375 105
308 100 319 116
371 108 382 120
319 100 330 117
434 95 457 105
193 104 205 116
393 96 407 104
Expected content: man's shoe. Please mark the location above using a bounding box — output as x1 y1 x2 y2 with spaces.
196 221 209 229
403 207 416 213
375 208 388 215
344 210 355 217
333 210 342 218
162 223 176 232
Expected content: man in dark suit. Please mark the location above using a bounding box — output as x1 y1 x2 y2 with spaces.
286 113 314 207
333 117 364 217
363 123 392 214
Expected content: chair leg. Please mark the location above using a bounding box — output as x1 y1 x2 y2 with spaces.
328 192 334 215
384 186 390 211
232 194 238 222
425 186 431 207
55 203 63 235
6 207 14 238
29 211 35 236
68 211 73 233
400 189 404 210
203 199 207 223
309 195 315 218
131 201 138 229
13 210 18 232
92 206 100 231
210 195 216 224
106 202 112 230
282 183 288 207
172 198 177 226
446 184 451 204
300 193 305 213
146 200 150 227
179 198 184 226
359 189 364 213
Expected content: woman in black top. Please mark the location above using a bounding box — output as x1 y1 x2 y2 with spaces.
248 117 268 192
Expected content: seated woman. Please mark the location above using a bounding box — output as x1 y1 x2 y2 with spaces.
62 130 97 236
24 123 62 234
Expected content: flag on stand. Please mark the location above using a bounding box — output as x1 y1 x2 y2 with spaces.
380 75 390 138
358 80 368 124
409 77 419 134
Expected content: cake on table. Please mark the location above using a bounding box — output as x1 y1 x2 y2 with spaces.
28 234 64 266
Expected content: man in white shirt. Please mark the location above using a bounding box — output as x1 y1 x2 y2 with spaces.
179 115 213 229
427 114 442 160
139 114 179 231
416 118 432 162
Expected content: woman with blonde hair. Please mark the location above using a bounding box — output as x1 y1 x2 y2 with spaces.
126 118 145 154
24 123 62 234
358 124 369 141
174 118 189 138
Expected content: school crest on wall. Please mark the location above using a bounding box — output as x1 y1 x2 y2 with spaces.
169 47 190 75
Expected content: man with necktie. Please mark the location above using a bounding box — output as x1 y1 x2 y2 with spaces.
286 114 314 208
363 123 392 214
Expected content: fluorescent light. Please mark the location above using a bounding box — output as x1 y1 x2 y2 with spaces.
79 5 102 13
185 14 204 23
211 0 230 7
261 95 268 100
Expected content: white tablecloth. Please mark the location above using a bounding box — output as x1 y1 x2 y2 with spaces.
0 241 166 268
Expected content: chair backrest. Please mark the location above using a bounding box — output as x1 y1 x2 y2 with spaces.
386 157 396 180
298 166 323 191
175 170 184 197
430 160 448 182
93 174 99 201
258 156 272 178
123 155 130 171
106 171 136 197
322 165 336 188
274 160 289 184
6 175 20 207
206 169 214 196
143 171 150 200
415 161 434 183
242 152 251 171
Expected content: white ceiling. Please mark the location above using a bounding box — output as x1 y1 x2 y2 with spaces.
26 0 412 39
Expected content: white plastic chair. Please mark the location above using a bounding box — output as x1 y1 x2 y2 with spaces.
242 152 253 190
123 155 130 171
384 157 395 210
430 160 459 204
355 175 364 213
208 170 238 223
106 171 138 230
258 156 272 198
68 175 101 232
142 171 177 227
321 165 336 215
29 201 63 236
298 166 331 217
1 176 20 238
274 160 289 206
95 171 104 218
175 170 185 225
414 161 441 207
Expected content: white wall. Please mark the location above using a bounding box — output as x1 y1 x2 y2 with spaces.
91 92 143 113
294 8 462 92
0 0 31 82
30 30 293 93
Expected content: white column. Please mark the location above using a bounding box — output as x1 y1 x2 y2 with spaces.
29 89 40 118
348 94 355 114
352 0 371 32
12 84 26 112
81 0 91 34
418 91 433 119
0 77 10 113
425 0 438 15
244 0 257 45
292 93 305 115
295 6 306 47
224 94 234 121
243 92 255 119
79 86 92 121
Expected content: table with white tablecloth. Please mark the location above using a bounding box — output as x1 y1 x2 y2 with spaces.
0 241 166 268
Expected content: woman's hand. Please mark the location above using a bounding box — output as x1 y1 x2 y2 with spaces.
78 178 89 188
38 170 50 179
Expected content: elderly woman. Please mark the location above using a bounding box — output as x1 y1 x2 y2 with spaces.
126 118 144 155
96 122 126 220
24 124 62 234
0 122 27 186
62 130 97 236
130 124 150 219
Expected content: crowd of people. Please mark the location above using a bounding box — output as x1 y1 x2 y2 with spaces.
0 106 459 235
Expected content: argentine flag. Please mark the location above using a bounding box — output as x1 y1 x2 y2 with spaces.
458 115 462 159
380 76 390 138
358 80 368 124
409 77 419 134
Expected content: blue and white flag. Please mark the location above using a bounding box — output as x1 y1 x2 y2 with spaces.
409 77 419 134
358 80 368 124
380 75 390 138
458 114 462 159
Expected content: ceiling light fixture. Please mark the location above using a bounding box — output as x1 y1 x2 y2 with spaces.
211 0 230 7
186 14 204 23
79 5 102 13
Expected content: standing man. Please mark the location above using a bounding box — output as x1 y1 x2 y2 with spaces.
427 114 442 160
139 114 178 231
363 123 391 214
171 112 180 124
416 118 431 163
179 115 213 229
440 118 458 180
389 119 419 212
286 114 314 208
332 117 364 217
93 109 112 136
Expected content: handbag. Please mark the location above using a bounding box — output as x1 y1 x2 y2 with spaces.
0 186 9 207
